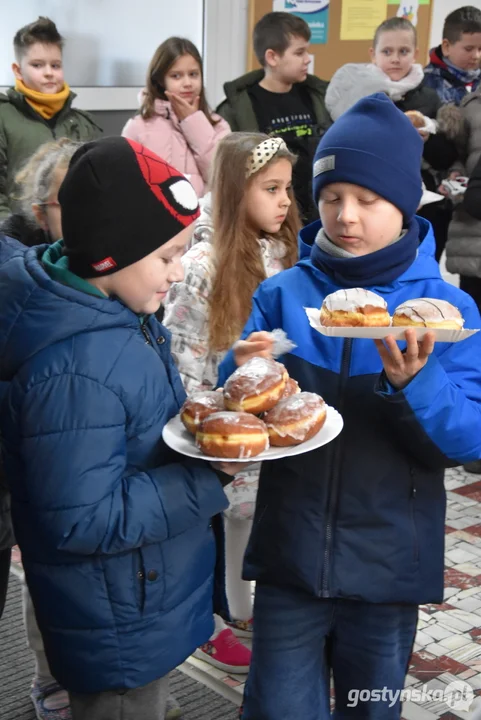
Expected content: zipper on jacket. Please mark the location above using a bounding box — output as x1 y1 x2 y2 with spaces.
140 320 152 346
409 471 420 563
320 338 352 598
20 100 58 138
135 549 146 612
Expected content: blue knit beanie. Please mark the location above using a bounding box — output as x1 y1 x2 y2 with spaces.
313 93 423 222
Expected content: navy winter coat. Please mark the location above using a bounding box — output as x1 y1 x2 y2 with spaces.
0 241 228 693
219 218 481 606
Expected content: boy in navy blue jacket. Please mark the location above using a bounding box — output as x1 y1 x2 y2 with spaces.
0 138 237 720
218 94 481 719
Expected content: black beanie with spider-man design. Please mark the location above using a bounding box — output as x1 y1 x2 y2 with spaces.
59 136 200 278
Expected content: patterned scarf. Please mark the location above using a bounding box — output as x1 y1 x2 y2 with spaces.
443 57 480 86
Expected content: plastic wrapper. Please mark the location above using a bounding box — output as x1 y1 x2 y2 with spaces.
271 328 297 358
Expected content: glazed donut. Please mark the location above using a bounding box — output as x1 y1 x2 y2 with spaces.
263 392 327 447
405 110 426 129
224 357 288 414
282 377 301 398
180 391 226 435
392 298 464 329
196 411 269 459
320 288 391 327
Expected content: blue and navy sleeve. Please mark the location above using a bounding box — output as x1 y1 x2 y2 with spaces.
16 374 228 556
376 299 481 467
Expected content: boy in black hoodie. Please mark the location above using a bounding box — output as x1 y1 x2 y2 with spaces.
216 11 331 225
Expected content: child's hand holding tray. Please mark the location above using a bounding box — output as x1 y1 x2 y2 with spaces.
304 307 479 343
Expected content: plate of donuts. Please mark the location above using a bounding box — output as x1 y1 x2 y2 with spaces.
162 358 344 462
305 289 479 343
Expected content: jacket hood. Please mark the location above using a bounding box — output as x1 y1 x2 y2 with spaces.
137 90 172 117
137 90 175 118
222 69 327 101
436 103 465 139
297 216 441 287
461 84 481 107
1 214 49 247
325 64 424 121
152 98 172 118
429 46 447 70
0 243 140 381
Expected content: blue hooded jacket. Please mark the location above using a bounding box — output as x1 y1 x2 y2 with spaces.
218 218 481 605
0 240 228 693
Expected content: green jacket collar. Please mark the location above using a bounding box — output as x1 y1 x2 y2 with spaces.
222 69 328 100
220 70 331 131
42 240 106 300
3 87 75 122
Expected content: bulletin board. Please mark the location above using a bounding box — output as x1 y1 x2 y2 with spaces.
247 1 434 81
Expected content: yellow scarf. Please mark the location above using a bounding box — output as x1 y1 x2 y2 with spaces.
15 79 70 120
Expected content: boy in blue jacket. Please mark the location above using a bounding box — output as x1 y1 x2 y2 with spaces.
218 94 481 719
0 137 237 720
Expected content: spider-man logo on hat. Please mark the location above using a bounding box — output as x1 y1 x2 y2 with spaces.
59 136 200 278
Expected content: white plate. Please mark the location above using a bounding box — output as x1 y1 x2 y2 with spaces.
162 405 344 462
305 308 479 343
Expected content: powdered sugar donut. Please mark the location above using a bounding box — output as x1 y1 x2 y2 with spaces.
320 288 391 327
263 392 327 447
405 110 426 129
392 298 464 329
180 391 225 435
224 357 288 414
282 377 301 398
196 411 269 459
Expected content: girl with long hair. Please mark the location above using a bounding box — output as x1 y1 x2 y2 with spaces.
122 37 230 198
163 131 300 672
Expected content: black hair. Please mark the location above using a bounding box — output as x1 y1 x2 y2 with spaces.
14 17 63 62
443 6 481 44
253 11 310 67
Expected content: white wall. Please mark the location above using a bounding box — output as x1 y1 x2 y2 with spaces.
204 0 249 108
429 0 481 49
0 0 248 112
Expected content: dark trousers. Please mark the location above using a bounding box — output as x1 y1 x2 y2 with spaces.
0 547 11 619
243 583 418 720
460 275 481 314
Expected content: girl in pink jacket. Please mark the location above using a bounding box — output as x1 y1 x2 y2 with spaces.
122 37 230 198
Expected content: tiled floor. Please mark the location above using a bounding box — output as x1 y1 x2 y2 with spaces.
9 466 481 718
182 466 481 718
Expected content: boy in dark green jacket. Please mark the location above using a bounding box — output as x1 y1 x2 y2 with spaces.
216 11 331 224
0 16 101 218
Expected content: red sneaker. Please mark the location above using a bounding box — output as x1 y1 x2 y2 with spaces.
194 628 251 673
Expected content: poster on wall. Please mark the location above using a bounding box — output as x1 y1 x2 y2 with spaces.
272 1 329 44
340 0 387 41
396 0 419 26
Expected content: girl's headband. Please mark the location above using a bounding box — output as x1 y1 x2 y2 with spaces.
246 137 288 178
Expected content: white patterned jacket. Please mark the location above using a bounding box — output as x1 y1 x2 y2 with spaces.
163 196 288 518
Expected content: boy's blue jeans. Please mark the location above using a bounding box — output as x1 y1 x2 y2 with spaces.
243 583 418 720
